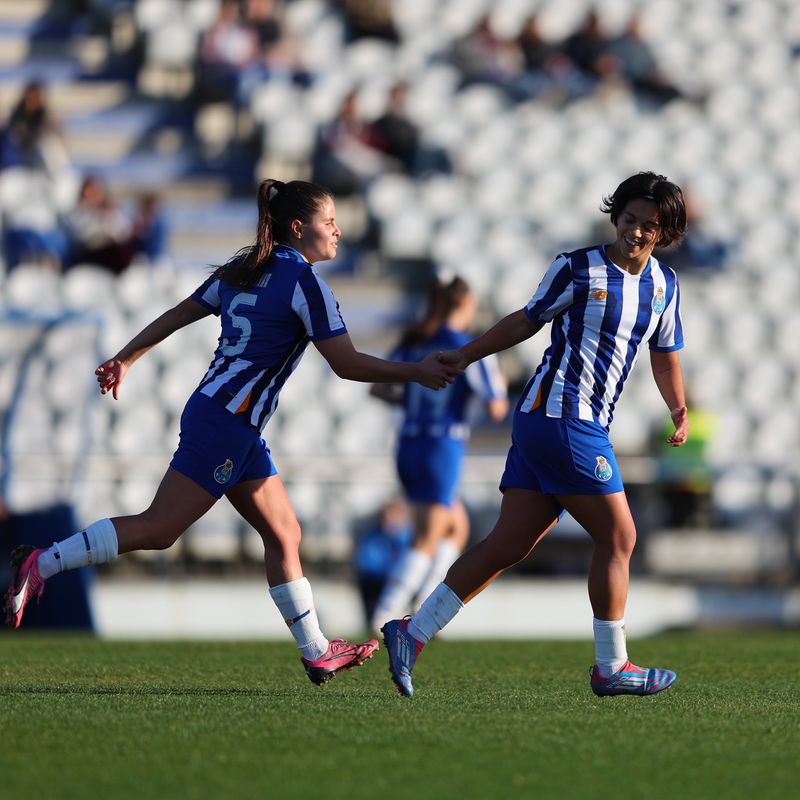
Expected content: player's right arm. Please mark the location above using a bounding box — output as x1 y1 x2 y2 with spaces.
440 310 542 370
315 332 462 389
96 297 211 399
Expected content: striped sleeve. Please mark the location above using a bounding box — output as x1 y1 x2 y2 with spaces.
650 270 684 352
524 255 574 323
466 353 507 400
191 276 222 315
292 268 347 340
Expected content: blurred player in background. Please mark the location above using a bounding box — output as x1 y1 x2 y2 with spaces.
382 171 689 698
369 275 508 633
5 179 460 686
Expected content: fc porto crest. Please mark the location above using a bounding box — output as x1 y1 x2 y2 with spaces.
214 458 234 484
594 456 613 482
651 286 666 314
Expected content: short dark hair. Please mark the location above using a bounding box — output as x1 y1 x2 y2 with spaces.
601 171 687 247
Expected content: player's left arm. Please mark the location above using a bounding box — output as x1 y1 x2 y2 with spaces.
96 297 211 399
650 349 688 447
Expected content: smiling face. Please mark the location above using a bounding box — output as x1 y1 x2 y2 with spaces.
607 198 662 273
291 196 340 263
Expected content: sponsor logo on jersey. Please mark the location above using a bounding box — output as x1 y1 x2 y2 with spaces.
594 455 613 481
652 286 666 314
214 459 234 484
592 289 608 301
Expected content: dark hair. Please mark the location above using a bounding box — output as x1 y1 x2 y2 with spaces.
213 179 332 287
601 171 687 247
399 274 471 347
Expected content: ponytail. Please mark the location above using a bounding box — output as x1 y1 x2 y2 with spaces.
399 274 471 347
212 179 331 288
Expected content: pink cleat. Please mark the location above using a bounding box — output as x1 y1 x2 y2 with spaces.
301 638 379 685
590 660 677 697
4 546 47 629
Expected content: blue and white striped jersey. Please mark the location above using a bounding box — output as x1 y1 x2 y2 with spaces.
190 244 346 431
391 327 507 439
520 245 683 427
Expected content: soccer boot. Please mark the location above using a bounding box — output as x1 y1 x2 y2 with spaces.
301 638 379 685
381 618 424 698
590 659 677 697
4 545 47 629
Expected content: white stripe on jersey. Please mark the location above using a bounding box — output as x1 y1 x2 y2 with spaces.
225 368 267 413
465 353 505 400
200 279 221 308
247 348 306 429
291 283 313 334
200 358 252 398
291 278 346 338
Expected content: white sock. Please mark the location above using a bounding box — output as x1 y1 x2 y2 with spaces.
269 577 329 660
416 539 461 607
370 548 433 630
408 582 464 644
37 518 118 579
593 617 628 677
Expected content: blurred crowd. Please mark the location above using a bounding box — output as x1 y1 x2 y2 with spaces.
449 10 701 109
1 1 731 278
0 80 169 275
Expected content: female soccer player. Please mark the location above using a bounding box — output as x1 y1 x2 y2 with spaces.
382 171 689 698
5 179 460 686
369 275 508 632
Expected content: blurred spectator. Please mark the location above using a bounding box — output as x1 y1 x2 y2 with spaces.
512 14 589 102
561 11 618 94
336 0 400 44
65 175 134 273
607 16 686 108
654 400 717 528
369 82 451 176
0 166 71 269
311 90 390 196
655 191 734 272
195 0 261 107
130 192 170 265
353 499 413 627
246 0 310 82
1 81 72 177
449 13 524 96
369 82 418 174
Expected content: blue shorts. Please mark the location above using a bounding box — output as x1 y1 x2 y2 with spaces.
396 435 466 507
170 392 277 499
500 409 624 496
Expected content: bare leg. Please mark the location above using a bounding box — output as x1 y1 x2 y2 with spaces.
446 499 470 551
114 467 217 553
414 499 471 604
557 491 636 620
445 488 561 603
410 502 455 554
370 500 453 628
225 474 303 587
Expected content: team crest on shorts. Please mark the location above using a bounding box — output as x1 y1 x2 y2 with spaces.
214 459 234 484
594 456 613 482
652 286 666 314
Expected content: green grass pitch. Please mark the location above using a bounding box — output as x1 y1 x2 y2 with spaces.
1 630 797 800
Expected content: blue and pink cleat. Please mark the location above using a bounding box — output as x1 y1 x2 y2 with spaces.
590 660 677 696
4 545 47 630
381 618 425 698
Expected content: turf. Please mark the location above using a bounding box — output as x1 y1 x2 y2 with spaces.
1 630 797 800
